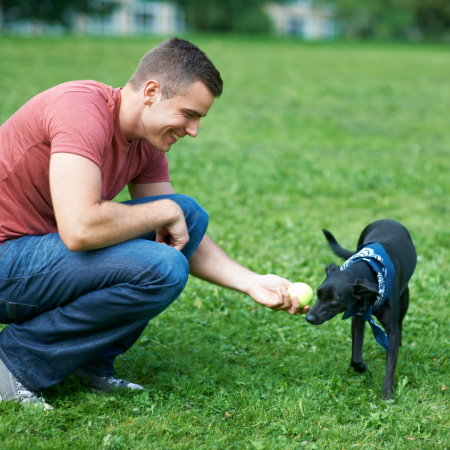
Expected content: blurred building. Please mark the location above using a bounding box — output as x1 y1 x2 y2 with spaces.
0 0 184 35
0 0 338 38
266 0 336 39
75 0 184 35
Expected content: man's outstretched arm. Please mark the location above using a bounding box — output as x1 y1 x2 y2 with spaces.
129 182 310 316
189 235 310 316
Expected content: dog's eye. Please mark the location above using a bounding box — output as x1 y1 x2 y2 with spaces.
331 299 338 303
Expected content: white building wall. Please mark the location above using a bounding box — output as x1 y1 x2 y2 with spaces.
266 1 335 40
76 0 184 36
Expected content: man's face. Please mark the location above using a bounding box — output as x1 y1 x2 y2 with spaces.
141 80 215 152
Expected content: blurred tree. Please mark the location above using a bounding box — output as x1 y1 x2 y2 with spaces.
328 0 450 39
174 0 272 34
328 0 415 39
415 0 450 38
0 0 117 28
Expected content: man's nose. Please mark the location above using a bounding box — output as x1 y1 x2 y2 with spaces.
186 120 199 138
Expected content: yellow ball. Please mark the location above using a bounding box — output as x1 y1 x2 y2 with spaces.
288 282 313 308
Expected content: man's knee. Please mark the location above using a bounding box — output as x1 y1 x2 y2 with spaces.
167 195 208 261
130 245 189 313
171 194 209 233
156 245 190 295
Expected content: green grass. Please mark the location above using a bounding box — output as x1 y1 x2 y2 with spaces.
0 35 449 449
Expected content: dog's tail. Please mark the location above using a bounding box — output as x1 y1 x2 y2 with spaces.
322 229 356 260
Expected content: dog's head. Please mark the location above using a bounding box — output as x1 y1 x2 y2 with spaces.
305 263 378 325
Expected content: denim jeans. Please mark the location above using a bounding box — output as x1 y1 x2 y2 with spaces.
0 194 208 392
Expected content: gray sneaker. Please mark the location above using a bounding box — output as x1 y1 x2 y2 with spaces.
0 358 53 410
73 368 144 393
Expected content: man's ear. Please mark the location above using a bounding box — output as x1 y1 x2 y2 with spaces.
325 263 340 276
352 279 378 302
143 80 160 105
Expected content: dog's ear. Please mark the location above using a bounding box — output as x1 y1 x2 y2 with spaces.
325 263 340 276
352 279 379 302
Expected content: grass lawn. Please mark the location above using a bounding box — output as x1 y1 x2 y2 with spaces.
0 34 449 449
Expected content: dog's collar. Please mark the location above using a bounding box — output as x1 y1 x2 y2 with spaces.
340 242 395 351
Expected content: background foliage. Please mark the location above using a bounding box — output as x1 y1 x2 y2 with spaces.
175 0 272 34
0 0 117 28
331 0 450 39
0 35 449 449
1 0 450 38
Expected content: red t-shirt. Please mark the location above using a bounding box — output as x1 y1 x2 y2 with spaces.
0 80 170 245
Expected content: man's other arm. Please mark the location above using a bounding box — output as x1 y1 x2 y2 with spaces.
128 181 175 198
50 153 188 252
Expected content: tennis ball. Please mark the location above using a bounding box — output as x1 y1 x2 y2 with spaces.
288 282 313 308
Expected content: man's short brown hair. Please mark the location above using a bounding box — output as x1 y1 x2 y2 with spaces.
128 37 223 99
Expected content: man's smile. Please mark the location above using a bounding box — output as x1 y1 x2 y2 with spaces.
170 131 181 142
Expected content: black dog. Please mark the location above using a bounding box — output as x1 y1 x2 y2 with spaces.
306 219 417 399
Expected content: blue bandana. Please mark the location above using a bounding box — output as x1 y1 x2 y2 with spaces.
340 243 394 352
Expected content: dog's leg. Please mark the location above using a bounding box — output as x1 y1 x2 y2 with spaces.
351 316 367 373
398 286 409 348
376 302 400 400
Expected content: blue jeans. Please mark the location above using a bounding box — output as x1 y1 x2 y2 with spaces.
0 194 208 393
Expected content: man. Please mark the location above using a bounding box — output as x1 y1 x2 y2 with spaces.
0 38 309 409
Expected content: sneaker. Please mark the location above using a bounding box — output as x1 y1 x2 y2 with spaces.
73 368 144 393
0 358 53 410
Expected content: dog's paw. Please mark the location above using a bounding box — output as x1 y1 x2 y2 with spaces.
382 389 393 400
351 361 367 373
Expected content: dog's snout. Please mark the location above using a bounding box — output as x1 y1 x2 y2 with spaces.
305 313 317 324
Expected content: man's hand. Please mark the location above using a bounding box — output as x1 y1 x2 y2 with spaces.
247 274 311 316
154 206 189 251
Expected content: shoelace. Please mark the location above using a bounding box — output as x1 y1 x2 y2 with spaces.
103 376 126 387
13 381 52 410
15 381 35 399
